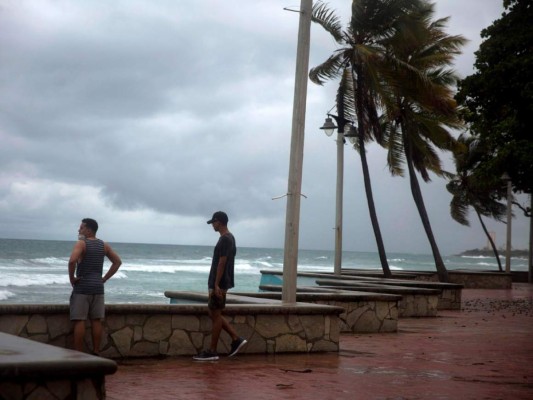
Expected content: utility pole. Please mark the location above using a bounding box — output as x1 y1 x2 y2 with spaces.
282 0 312 304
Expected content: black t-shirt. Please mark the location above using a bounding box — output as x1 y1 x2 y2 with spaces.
208 233 236 290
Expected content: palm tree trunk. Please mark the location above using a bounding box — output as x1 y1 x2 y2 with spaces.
354 75 392 278
357 135 392 278
404 142 449 282
475 209 503 271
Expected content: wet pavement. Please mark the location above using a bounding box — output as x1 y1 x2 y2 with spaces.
106 284 533 400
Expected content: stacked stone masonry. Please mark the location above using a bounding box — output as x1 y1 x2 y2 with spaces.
0 331 115 400
0 376 107 400
225 292 401 333
317 299 398 333
0 374 106 400
0 304 342 359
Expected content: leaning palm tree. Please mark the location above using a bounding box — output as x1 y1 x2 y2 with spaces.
334 66 392 278
309 0 425 278
380 2 466 281
447 134 507 271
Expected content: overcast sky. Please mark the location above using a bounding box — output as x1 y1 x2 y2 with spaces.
0 0 529 256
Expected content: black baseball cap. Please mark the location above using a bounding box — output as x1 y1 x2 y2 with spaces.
207 211 228 225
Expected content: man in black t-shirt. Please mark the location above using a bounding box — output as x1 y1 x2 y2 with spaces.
193 211 247 361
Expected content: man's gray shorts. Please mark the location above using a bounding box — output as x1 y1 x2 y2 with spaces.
70 293 105 320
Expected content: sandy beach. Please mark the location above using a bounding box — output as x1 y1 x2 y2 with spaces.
105 283 533 400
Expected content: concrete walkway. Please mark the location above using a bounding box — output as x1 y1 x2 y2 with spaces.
106 284 533 400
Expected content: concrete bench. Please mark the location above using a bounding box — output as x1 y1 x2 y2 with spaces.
259 270 443 316
315 279 440 317
340 268 513 289
315 276 462 310
232 289 401 333
0 332 117 400
165 291 278 305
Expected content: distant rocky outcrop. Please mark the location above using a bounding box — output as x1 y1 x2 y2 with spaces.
457 248 529 258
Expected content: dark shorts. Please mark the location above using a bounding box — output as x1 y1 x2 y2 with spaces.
70 293 105 320
208 290 227 310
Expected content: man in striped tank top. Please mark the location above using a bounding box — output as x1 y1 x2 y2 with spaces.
68 218 122 354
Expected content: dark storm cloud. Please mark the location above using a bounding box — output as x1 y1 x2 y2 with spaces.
0 0 528 254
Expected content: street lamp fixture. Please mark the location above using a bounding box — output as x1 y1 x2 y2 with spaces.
344 125 357 145
320 117 336 137
321 114 357 142
319 113 357 276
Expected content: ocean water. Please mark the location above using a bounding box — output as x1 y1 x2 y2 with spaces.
0 238 528 304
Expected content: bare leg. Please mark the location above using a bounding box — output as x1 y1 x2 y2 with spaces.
208 308 240 352
221 317 239 341
73 320 86 352
208 309 223 351
91 319 103 354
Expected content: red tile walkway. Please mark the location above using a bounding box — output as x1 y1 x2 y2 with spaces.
106 283 533 400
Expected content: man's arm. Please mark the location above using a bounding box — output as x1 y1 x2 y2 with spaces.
214 255 227 297
102 243 122 283
68 241 85 286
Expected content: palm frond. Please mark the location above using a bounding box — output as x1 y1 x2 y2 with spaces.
382 118 405 176
312 1 343 43
449 191 471 226
309 52 347 85
338 67 356 119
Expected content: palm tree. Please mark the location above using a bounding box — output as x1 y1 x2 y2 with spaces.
309 0 426 278
447 134 507 271
335 66 392 278
380 2 466 281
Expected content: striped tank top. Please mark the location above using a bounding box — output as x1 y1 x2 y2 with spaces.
73 239 105 295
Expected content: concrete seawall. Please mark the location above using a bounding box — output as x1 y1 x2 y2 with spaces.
0 302 343 359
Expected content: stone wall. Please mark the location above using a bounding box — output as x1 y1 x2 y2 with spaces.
314 299 398 333
438 287 462 310
0 332 116 400
313 282 441 317
448 271 512 289
225 291 400 333
0 374 106 400
260 271 461 313
399 293 439 317
0 303 342 359
260 268 513 290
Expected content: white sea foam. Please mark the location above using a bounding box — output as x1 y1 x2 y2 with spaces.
110 271 128 279
118 260 259 274
120 264 212 273
461 255 492 259
235 263 261 273
253 260 274 268
388 265 404 270
33 257 69 266
1 273 69 287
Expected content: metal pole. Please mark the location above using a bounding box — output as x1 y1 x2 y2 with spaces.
334 131 343 275
505 179 512 273
282 0 312 304
527 193 533 283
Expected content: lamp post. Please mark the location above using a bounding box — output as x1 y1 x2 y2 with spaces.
320 114 357 276
501 172 512 273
